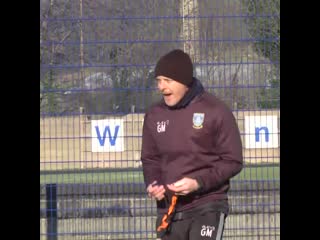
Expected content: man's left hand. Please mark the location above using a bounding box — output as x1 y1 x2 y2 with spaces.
167 177 199 196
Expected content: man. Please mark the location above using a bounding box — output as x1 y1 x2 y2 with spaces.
140 49 243 240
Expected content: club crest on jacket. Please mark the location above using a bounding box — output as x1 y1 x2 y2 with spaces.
193 113 205 129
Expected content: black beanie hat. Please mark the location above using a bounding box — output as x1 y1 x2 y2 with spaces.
155 49 194 86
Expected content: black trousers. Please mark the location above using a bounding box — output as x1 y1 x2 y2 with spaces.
156 204 227 240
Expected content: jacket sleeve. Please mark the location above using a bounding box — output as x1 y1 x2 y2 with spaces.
140 112 162 187
189 106 243 193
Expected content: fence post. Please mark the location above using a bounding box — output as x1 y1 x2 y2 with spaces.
80 107 85 169
46 183 57 240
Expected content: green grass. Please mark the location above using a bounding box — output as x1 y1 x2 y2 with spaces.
40 166 279 184
40 170 144 184
233 166 279 181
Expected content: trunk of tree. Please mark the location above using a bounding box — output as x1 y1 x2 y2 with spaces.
180 0 199 63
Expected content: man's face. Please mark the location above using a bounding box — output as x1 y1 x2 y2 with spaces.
156 76 189 106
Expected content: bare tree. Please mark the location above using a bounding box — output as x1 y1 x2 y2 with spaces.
40 0 81 114
41 0 276 114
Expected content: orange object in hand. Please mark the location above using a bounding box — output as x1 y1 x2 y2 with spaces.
157 195 178 233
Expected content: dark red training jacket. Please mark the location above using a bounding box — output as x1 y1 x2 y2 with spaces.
141 91 243 212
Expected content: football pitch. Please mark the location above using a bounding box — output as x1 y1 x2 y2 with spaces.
40 165 279 184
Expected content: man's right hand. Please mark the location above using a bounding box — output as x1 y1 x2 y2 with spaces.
146 181 166 201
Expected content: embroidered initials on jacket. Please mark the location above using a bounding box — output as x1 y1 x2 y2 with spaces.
157 120 169 133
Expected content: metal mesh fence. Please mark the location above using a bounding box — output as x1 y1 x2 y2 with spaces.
40 0 280 239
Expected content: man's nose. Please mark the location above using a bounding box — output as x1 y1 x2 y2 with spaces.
157 80 165 91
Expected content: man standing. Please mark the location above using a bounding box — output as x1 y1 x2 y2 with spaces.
141 49 243 240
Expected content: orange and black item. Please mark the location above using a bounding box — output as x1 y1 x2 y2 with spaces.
156 195 178 237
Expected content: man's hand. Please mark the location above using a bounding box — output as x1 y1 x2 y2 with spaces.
147 181 166 201
167 177 199 196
